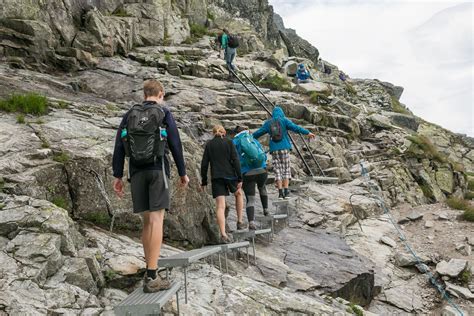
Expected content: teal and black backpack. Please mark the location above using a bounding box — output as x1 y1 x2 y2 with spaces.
239 133 266 168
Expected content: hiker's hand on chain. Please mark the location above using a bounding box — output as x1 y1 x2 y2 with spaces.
179 175 189 188
308 133 316 140
113 178 124 198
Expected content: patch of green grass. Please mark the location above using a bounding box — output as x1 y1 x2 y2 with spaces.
345 83 357 96
164 52 172 62
16 114 25 124
419 184 434 200
41 139 50 149
53 151 70 163
0 203 5 210
349 303 364 316
460 268 472 285
446 197 474 212
391 96 410 115
253 74 292 92
462 210 474 222
468 179 474 191
83 211 111 226
464 192 474 200
105 103 118 111
182 36 198 45
190 23 208 38
0 93 48 115
52 196 68 209
207 11 215 21
112 7 132 17
104 269 117 281
309 91 331 105
407 134 447 163
52 100 69 109
35 118 45 124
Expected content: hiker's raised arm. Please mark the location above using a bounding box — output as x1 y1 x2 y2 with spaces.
285 118 310 135
252 123 268 139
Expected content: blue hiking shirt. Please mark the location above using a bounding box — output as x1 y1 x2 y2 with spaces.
297 69 311 81
253 106 310 153
233 130 267 175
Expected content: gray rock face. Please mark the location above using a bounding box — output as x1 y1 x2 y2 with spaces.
436 259 468 277
445 282 474 300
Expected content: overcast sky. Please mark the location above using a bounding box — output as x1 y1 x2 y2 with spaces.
269 0 473 136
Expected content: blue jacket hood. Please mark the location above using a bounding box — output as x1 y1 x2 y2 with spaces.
272 106 285 119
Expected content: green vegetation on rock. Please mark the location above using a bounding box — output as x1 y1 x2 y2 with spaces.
464 192 474 200
407 134 447 163
16 114 25 124
164 52 172 62
52 197 68 209
83 211 111 226
309 91 331 105
468 179 474 191
53 151 70 163
190 23 208 38
391 96 410 115
446 197 473 212
0 93 48 115
111 7 132 17
348 303 364 316
254 74 292 92
462 210 474 222
207 11 215 21
460 268 472 285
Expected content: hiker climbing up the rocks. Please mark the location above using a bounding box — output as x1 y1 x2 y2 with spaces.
221 28 239 80
232 126 269 230
201 125 245 243
112 79 189 293
253 106 315 200
296 63 311 83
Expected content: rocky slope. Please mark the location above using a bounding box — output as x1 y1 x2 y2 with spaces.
1 0 473 315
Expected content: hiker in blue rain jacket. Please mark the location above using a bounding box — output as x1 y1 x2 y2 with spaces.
253 106 315 199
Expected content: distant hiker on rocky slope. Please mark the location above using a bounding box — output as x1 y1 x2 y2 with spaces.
232 126 269 230
253 107 315 200
221 28 239 80
112 79 189 293
201 125 245 243
296 63 312 83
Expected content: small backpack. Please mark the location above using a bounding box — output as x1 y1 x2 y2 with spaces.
125 104 166 166
270 119 284 142
239 133 266 168
228 35 240 48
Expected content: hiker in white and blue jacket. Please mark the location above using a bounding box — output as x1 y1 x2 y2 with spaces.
253 106 315 199
232 126 269 230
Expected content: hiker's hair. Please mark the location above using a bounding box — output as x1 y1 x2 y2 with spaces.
143 79 165 98
223 28 229 34
213 125 226 137
233 125 248 134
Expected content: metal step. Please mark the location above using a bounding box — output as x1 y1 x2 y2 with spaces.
158 247 221 268
115 281 181 316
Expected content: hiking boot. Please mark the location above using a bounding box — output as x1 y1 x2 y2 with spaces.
143 276 171 293
248 221 257 230
220 234 234 244
284 189 290 199
263 209 269 216
278 192 285 200
236 221 247 230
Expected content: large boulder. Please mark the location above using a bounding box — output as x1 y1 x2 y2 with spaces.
436 259 468 278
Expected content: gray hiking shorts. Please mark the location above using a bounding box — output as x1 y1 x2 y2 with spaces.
130 170 170 213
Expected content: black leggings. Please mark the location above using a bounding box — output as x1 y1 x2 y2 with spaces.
242 172 268 221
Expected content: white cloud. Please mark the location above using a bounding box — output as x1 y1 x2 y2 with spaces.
270 1 473 136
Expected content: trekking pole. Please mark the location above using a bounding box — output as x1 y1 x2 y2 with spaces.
239 70 322 177
230 69 314 176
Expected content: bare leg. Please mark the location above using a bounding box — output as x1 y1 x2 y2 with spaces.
276 180 282 190
142 214 151 264
216 196 227 237
283 179 289 189
234 189 243 223
143 210 165 270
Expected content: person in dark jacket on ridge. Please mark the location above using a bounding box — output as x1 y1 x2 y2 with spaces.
221 28 236 80
112 79 189 293
232 126 269 230
201 125 245 243
253 106 315 199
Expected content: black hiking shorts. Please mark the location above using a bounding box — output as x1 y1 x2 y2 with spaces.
130 170 170 213
211 178 239 198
